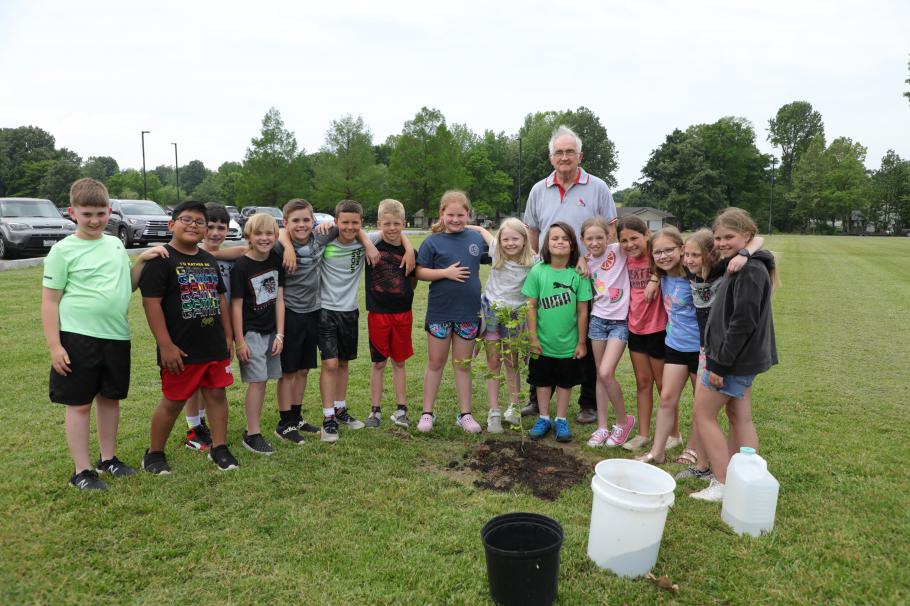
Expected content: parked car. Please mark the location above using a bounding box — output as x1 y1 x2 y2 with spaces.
106 199 172 247
241 206 285 228
0 197 76 259
225 205 243 224
314 212 334 225
226 218 243 241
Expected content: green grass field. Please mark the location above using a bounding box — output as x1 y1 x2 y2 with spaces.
1 235 908 605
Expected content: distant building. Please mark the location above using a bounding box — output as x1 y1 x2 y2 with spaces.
617 207 677 231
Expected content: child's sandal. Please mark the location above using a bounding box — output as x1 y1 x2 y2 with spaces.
635 452 666 465
676 448 698 466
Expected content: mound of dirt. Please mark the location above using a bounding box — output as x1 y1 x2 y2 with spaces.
462 439 591 501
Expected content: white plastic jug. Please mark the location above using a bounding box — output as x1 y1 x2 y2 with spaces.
587 459 676 577
722 447 779 537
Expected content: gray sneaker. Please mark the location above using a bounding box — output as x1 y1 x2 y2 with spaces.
503 404 521 426
675 466 714 482
520 401 539 417
487 410 503 434
364 412 381 428
390 409 410 428
335 407 365 429
575 408 598 424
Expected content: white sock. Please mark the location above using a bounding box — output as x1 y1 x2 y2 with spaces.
199 409 206 419
323 407 335 418
539 415 551 421
186 415 201 428
334 400 346 410
555 416 567 423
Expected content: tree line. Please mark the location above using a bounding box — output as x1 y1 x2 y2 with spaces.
1 101 908 233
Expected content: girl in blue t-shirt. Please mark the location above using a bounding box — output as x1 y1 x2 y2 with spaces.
637 227 701 465
415 191 487 434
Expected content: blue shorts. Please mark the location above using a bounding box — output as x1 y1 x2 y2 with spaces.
588 316 628 342
700 370 754 398
481 296 526 340
425 320 481 340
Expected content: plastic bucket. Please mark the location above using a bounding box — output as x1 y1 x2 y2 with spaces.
587 459 676 577
481 512 564 606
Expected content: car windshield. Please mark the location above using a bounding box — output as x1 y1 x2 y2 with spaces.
121 201 167 215
0 199 61 218
258 207 282 218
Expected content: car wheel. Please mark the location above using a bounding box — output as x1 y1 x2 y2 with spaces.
118 227 130 247
0 235 16 260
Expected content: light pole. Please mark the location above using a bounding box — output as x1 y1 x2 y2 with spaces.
141 130 150 199
171 143 179 203
768 156 776 235
517 136 523 214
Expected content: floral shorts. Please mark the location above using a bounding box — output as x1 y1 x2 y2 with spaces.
425 320 481 340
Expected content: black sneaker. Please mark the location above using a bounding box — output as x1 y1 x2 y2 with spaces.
95 456 136 477
141 450 171 475
198 418 213 443
185 424 212 451
335 407 365 429
242 431 275 455
297 417 321 433
321 417 339 443
70 469 107 490
208 444 239 471
275 421 305 445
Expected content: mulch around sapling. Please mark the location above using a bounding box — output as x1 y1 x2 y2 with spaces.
454 439 591 501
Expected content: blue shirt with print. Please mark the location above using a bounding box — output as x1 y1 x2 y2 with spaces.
417 230 486 323
661 275 700 353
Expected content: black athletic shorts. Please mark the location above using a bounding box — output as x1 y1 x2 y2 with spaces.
627 330 666 359
281 309 320 373
528 354 584 389
664 346 699 375
49 332 131 405
317 309 359 361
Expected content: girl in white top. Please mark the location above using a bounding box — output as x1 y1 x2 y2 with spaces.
581 217 636 447
471 219 537 432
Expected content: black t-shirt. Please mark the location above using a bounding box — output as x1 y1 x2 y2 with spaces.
138 245 229 365
365 238 414 314
230 252 285 334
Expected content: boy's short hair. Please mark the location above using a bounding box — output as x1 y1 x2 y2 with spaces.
204 202 230 225
282 198 314 219
244 212 279 238
377 199 405 222
172 200 208 221
335 199 363 218
69 178 109 208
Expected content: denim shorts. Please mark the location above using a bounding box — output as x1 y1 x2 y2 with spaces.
588 316 629 342
700 370 755 398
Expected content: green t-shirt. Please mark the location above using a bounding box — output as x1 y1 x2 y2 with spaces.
42 234 132 340
522 262 593 358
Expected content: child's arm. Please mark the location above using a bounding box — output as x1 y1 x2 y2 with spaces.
526 297 542 356
41 288 71 376
211 245 247 261
644 274 660 302
278 228 297 273
272 287 285 357
130 246 169 291
142 297 188 374
232 297 250 363
356 230 381 266
575 256 589 278
399 233 416 274
726 236 765 274
465 224 494 246
574 300 588 359
219 294 233 361
415 263 470 282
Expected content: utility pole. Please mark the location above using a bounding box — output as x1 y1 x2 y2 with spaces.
768 156 776 235
172 143 179 203
141 131 150 199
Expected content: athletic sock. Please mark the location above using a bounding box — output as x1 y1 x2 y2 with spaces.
334 400 347 411
555 416 567 423
279 409 293 424
371 406 381 415
187 415 201 429
539 415 551 421
199 409 206 420
323 407 335 419
396 404 408 411
291 404 302 420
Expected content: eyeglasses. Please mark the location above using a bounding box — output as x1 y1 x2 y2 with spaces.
652 247 679 258
551 149 578 158
176 216 207 227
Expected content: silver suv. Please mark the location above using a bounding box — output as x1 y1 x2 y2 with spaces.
106 199 171 247
0 197 75 259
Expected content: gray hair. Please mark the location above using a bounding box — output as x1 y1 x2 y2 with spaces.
548 125 583 156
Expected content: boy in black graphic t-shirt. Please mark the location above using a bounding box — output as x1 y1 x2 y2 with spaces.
138 201 238 473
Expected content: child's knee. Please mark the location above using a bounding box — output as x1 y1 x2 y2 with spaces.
372 360 388 371
392 360 406 371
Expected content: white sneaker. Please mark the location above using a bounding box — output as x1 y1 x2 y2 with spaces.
503 404 521 426
665 434 684 450
690 478 725 502
487 410 503 434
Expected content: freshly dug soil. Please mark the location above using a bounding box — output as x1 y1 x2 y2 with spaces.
460 439 591 501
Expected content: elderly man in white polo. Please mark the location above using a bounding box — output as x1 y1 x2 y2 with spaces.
522 125 618 424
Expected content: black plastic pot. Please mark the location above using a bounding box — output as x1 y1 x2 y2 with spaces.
481 512 564 606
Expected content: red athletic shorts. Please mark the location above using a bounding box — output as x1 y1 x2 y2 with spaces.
161 359 233 402
368 311 414 363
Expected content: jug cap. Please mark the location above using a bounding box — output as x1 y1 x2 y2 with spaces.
739 446 756 455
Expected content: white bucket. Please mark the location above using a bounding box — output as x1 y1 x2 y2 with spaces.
587 459 676 577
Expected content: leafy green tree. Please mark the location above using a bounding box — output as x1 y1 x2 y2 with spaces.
237 108 311 207
464 145 513 220
388 107 469 216
312 115 386 213
693 117 770 215
9 160 55 198
767 101 825 190
40 158 83 205
0 126 58 196
107 169 162 201
821 137 869 231
788 137 827 231
82 156 119 182
179 160 209 195
871 150 910 231
153 165 175 187
192 162 242 204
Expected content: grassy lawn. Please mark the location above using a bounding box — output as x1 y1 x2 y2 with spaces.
1 234 908 605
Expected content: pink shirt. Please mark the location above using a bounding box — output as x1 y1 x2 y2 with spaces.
586 244 630 321
626 253 667 335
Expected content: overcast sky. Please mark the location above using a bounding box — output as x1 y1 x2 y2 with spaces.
2 0 908 191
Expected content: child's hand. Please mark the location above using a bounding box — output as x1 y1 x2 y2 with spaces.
282 246 297 274
271 335 284 356
314 221 334 235
727 254 747 273
707 371 724 388
529 336 542 357
160 343 188 374
575 257 589 278
401 248 416 274
236 342 251 363
643 279 660 302
442 262 470 282
225 338 234 362
138 246 169 261
50 344 72 376
364 243 381 267
573 341 587 359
